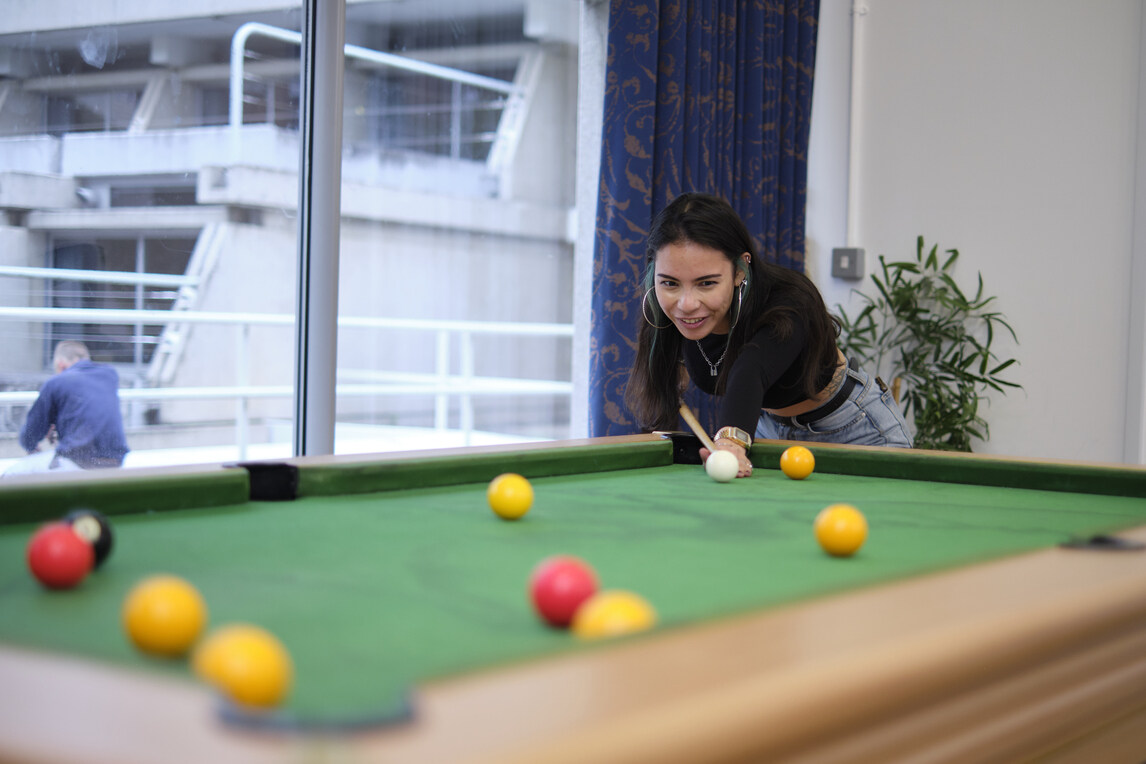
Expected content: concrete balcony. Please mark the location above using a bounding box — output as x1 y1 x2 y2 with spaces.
0 124 501 199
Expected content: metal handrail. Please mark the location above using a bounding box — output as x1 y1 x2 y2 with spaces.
0 266 197 288
229 22 517 158
0 305 573 456
0 306 572 336
0 377 572 405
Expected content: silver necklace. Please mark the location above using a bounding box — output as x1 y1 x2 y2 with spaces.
696 341 727 376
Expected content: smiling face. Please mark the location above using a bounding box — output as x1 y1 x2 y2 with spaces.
653 241 747 340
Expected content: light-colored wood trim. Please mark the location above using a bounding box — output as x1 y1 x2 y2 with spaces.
1034 701 1146 764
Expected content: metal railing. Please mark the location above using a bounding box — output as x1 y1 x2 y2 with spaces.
0 305 573 458
0 266 196 289
229 22 520 163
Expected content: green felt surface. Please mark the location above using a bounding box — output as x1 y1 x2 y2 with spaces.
1 447 1146 723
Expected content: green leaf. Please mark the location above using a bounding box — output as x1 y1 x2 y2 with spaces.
938 274 969 304
989 359 1017 374
924 242 939 269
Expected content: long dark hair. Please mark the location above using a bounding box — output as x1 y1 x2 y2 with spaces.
624 193 841 431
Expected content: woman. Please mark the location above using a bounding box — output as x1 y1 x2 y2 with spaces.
624 193 912 478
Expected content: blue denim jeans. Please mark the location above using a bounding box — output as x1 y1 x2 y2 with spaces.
754 364 913 448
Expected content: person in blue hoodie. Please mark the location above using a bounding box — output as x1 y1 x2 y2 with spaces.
18 340 129 471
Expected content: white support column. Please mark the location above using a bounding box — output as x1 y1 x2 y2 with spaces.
435 331 450 431
128 74 166 134
292 0 345 457
236 323 250 460
487 47 543 198
0 80 15 117
1125 0 1146 465
845 1 869 250
460 332 475 445
571 0 609 438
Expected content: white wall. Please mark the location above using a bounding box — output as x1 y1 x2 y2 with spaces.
808 0 1145 463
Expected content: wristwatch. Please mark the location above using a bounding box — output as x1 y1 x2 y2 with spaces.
714 426 752 452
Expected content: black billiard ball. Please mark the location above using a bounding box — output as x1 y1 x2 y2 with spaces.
63 509 114 569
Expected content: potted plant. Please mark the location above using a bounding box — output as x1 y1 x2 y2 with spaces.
835 236 1022 451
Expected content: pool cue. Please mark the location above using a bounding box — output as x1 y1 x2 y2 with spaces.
678 404 717 452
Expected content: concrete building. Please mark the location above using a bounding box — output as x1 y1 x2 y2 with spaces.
0 0 581 463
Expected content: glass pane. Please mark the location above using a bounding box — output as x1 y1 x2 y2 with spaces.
334 1 578 454
0 8 301 474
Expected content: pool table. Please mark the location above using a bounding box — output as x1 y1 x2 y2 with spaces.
2 435 1146 764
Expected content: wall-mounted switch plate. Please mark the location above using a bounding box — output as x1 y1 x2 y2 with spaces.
831 247 864 280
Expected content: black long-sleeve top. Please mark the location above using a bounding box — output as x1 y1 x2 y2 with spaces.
682 316 835 434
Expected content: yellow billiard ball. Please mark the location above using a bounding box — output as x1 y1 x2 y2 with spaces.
122 575 208 657
814 504 868 557
571 590 657 641
487 473 534 520
192 624 293 708
780 445 815 480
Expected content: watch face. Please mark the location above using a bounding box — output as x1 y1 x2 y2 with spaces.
717 427 750 446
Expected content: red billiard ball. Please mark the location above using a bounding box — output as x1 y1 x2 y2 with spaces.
529 556 599 628
26 523 95 589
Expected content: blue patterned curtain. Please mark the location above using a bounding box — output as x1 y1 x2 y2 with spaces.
589 0 820 437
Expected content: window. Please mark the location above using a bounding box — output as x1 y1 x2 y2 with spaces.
0 1 579 472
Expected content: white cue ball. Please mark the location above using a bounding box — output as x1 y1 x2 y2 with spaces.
705 450 740 483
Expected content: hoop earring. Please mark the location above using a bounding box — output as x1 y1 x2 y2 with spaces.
642 287 671 329
730 280 746 329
